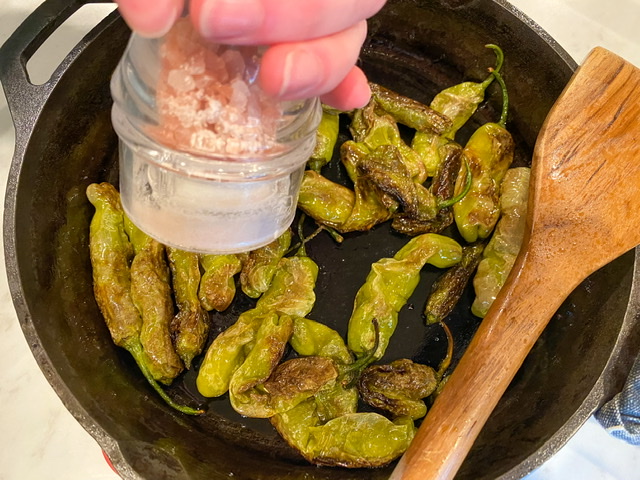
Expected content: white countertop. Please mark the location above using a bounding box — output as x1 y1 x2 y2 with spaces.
1 1 639 479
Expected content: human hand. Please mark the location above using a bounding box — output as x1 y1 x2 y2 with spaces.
115 0 387 110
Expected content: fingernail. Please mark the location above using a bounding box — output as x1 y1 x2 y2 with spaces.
279 49 324 99
198 0 265 40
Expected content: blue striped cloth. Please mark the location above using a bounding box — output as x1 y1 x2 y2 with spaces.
595 354 640 446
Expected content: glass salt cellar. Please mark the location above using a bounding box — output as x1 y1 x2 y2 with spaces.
110 18 321 254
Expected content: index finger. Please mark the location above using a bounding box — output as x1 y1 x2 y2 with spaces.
189 0 387 44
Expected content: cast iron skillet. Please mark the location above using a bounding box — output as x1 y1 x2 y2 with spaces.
2 0 639 479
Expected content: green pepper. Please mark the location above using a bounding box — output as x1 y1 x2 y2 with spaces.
391 142 467 235
369 82 452 135
357 144 439 222
228 313 297 417
350 101 426 183
339 141 397 230
198 253 243 312
472 167 530 317
297 144 394 233
125 217 183 384
167 247 210 369
412 44 505 176
290 317 353 364
288 317 359 421
240 229 292 298
347 233 463 360
453 66 515 243
308 107 340 172
358 358 438 420
272 400 415 468
87 183 202 415
424 242 486 324
297 170 356 229
196 255 319 397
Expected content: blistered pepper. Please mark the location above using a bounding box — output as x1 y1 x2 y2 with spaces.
453 66 515 243
369 82 452 135
198 253 243 312
167 247 210 369
240 229 292 298
308 107 340 172
424 241 486 324
391 142 468 235
272 399 416 468
472 167 530 317
358 358 438 420
347 233 462 361
87 183 202 415
297 144 394 233
350 100 426 183
125 217 184 384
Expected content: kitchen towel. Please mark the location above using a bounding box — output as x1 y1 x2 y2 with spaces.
596 353 640 446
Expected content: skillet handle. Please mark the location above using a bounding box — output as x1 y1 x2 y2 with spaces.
0 0 118 143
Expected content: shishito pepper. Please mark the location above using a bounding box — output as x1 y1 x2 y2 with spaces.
87 182 202 415
472 167 530 317
424 241 486 324
358 358 438 420
308 107 340 172
350 100 427 183
347 233 462 361
412 44 505 176
198 253 243 312
196 254 319 398
390 142 470 235
167 247 210 369
297 143 394 233
453 66 515 243
125 217 184 384
369 82 452 135
240 229 292 298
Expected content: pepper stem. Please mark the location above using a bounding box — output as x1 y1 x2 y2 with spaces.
492 68 510 128
128 342 205 415
480 44 505 90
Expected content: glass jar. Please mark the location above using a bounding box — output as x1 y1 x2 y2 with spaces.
110 18 321 254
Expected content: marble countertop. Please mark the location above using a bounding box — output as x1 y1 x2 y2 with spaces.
1 1 639 479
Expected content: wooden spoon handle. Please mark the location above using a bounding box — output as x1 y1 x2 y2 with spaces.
390 244 581 480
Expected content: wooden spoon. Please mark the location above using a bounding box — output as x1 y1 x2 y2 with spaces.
391 47 640 480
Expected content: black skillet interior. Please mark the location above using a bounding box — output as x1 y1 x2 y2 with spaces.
4 0 638 479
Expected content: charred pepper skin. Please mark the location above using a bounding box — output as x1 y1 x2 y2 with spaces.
198 253 243 312
240 229 292 298
125 217 183 384
167 247 210 369
424 242 486 325
87 183 202 415
358 358 438 420
347 233 463 361
391 142 465 235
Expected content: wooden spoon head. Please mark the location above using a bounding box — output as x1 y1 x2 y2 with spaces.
528 47 640 278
